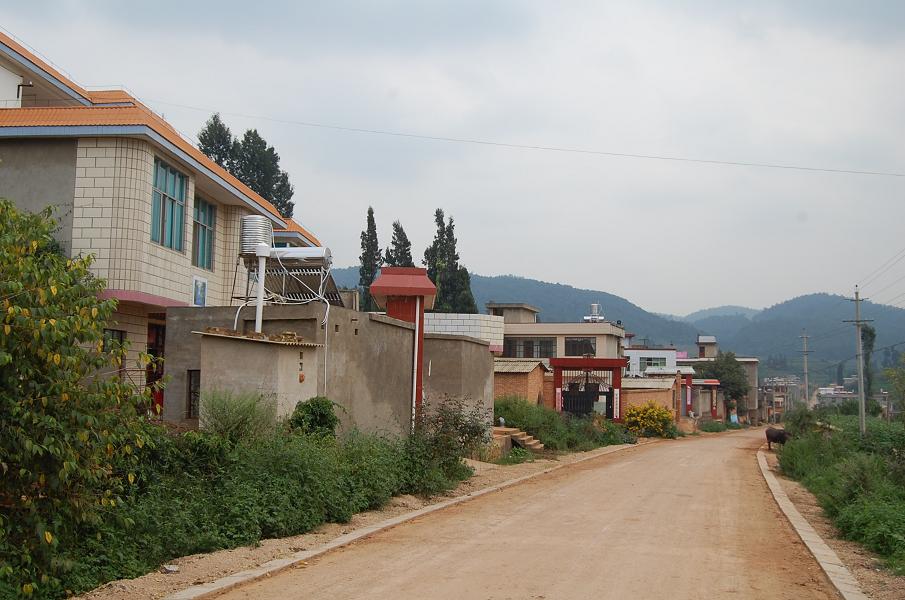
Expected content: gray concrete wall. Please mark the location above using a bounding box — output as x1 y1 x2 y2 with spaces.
0 139 76 254
423 334 493 423
165 303 415 435
199 335 319 420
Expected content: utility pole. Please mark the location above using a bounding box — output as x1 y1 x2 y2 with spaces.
845 286 872 436
800 330 810 409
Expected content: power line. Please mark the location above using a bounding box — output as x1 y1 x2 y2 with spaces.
142 97 905 178
859 245 905 289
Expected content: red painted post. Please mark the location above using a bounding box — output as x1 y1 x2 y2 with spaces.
553 365 563 412
369 268 436 430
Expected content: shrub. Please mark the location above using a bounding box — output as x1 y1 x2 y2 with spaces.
494 396 634 450
289 396 340 437
0 200 156 597
782 405 816 436
199 390 276 443
624 402 675 438
496 447 533 465
700 420 727 433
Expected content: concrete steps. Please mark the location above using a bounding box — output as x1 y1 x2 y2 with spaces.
492 426 545 453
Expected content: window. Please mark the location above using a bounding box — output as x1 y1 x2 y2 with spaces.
102 328 126 352
187 370 200 419
151 158 187 251
503 337 556 358
192 197 215 269
565 337 596 356
639 356 668 372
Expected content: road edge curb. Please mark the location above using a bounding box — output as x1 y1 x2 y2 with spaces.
756 450 869 600
165 440 656 599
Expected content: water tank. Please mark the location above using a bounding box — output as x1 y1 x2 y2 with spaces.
239 215 273 257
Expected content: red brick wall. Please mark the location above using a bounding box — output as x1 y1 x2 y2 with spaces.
494 368 546 405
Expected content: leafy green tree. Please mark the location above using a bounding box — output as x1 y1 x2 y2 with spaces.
358 206 382 311
383 220 414 267
197 113 236 170
422 209 477 314
197 118 295 219
694 351 750 415
0 200 154 596
883 353 905 416
861 324 876 397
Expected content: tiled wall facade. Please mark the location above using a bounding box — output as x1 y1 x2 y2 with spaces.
70 137 251 308
424 313 504 352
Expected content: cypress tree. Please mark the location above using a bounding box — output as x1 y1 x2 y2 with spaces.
383 220 414 267
197 113 236 170
358 206 382 311
422 209 477 313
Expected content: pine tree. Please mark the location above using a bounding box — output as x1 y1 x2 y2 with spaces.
422 209 476 313
383 220 414 267
359 206 382 311
197 113 236 170
197 117 295 219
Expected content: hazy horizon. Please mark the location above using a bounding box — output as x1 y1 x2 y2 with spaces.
6 1 905 314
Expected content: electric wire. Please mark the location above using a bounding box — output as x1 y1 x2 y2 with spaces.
143 97 905 178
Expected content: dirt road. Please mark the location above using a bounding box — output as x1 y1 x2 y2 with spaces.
220 429 837 600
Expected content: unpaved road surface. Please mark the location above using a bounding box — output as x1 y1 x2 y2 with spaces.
221 429 837 600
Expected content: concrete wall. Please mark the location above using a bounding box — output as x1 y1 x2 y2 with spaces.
423 333 493 423
199 335 320 420
165 303 415 435
0 138 76 253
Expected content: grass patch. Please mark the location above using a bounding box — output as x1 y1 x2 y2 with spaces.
495 447 534 465
494 396 635 451
699 420 727 433
778 414 905 574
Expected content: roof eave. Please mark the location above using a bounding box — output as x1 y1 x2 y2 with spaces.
0 124 286 227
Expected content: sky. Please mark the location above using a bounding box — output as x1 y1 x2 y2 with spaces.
5 1 905 315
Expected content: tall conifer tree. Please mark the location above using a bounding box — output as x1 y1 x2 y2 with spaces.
358 206 382 311
384 220 414 267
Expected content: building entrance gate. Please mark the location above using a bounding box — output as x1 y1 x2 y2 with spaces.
551 357 628 421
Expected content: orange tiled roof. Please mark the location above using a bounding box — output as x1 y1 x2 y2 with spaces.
0 30 321 246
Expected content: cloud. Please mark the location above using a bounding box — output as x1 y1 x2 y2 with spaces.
5 1 904 315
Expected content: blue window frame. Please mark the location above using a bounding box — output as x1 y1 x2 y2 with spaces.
151 158 186 251
192 197 215 269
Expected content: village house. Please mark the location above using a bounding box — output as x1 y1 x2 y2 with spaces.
677 335 762 423
0 32 323 410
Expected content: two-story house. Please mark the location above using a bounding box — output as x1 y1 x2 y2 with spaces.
0 31 322 408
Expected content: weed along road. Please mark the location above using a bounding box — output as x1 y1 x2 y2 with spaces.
219 428 836 600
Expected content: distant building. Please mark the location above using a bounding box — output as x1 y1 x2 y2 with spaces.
677 335 762 423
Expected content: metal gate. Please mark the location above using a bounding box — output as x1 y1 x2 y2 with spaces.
561 369 613 416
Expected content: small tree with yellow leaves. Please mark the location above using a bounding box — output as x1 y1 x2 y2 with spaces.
0 200 155 597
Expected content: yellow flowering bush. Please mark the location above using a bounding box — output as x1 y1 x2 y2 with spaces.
624 402 676 438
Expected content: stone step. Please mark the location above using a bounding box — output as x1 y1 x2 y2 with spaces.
492 426 545 454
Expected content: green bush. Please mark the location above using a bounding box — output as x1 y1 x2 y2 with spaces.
494 396 635 451
700 420 727 433
0 200 156 598
496 447 533 465
288 396 340 437
779 414 905 574
782 405 816 436
726 422 742 430
199 390 277 443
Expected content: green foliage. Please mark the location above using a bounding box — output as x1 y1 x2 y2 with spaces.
861 324 876 398
779 414 905 574
383 220 414 267
199 390 277 444
196 116 294 218
883 353 905 416
699 420 727 432
782 405 816 436
0 200 156 597
358 206 382 311
624 402 676 438
694 351 750 405
422 209 477 314
496 447 533 465
288 396 340 437
494 396 635 451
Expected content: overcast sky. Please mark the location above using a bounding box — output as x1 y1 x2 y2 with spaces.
6 1 905 314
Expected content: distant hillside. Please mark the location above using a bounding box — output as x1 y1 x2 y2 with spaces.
683 305 760 322
692 314 753 342
721 293 905 363
331 267 699 349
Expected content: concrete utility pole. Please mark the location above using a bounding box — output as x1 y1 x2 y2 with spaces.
800 330 810 409
846 286 871 436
